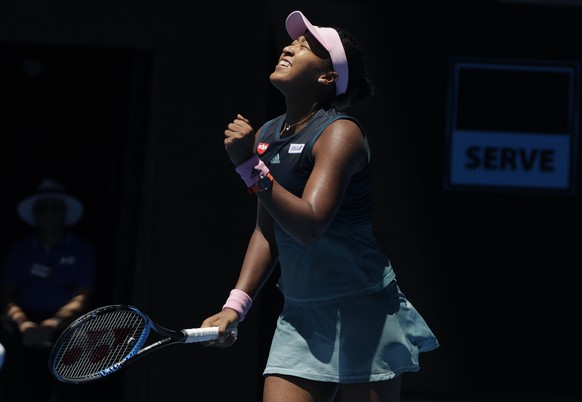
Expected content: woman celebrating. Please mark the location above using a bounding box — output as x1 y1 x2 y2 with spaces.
202 10 439 402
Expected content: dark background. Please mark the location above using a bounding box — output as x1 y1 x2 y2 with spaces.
1 1 581 401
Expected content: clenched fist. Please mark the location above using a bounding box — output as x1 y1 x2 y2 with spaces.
224 114 256 166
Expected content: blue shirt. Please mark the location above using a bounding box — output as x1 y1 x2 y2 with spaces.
1 232 96 313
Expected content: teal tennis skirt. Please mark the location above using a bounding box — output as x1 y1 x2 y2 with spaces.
263 281 439 383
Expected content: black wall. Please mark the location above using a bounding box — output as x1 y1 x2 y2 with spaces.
1 1 581 401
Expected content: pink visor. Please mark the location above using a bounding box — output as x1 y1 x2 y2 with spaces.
285 10 349 96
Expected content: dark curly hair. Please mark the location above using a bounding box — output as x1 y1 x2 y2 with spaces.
330 27 375 111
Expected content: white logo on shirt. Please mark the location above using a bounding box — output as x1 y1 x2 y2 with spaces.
270 153 281 164
289 144 305 154
30 263 51 278
59 256 76 265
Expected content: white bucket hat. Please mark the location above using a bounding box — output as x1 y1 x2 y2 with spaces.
17 178 84 227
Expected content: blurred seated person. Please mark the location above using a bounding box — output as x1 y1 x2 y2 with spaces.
0 178 96 402
0 340 4 369
0 340 4 401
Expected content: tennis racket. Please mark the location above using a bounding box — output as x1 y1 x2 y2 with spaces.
48 304 220 384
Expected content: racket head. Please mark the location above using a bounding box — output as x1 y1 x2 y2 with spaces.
48 304 152 384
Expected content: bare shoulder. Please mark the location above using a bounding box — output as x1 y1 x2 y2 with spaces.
317 118 366 148
329 117 362 132
313 118 367 170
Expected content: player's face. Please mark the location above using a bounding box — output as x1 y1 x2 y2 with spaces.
270 31 330 95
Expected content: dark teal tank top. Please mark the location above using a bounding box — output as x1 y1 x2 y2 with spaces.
256 108 395 305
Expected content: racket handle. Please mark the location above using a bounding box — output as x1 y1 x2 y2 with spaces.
183 327 220 343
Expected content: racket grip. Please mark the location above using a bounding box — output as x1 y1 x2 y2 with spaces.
183 327 220 343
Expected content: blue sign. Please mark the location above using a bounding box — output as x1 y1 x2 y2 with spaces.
445 58 579 194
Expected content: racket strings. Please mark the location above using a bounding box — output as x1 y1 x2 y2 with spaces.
53 309 147 380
